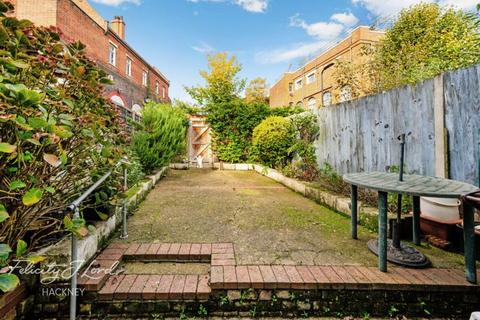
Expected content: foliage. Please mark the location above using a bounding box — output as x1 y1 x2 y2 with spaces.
387 165 413 214
374 3 480 90
0 0 126 258
252 116 296 168
132 102 188 173
172 99 203 116
244 77 268 104
186 52 245 106
282 112 320 181
125 151 145 188
332 45 379 101
207 100 269 163
269 105 304 117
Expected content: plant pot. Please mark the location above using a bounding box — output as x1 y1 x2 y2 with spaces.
420 197 461 222
420 214 462 242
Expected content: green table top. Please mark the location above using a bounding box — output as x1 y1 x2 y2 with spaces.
343 172 478 198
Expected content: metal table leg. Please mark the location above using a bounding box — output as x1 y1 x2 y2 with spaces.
463 201 477 284
412 196 421 245
378 191 388 272
351 185 358 240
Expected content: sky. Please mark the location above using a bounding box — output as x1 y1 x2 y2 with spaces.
89 0 478 103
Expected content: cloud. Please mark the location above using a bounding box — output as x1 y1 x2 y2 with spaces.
331 12 359 27
192 41 215 54
352 0 478 17
290 14 344 40
257 11 360 64
235 0 268 13
90 0 141 6
256 41 330 64
187 0 268 13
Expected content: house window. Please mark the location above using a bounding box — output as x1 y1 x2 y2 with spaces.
142 70 148 87
162 86 166 99
306 71 316 85
288 83 293 94
155 81 159 95
322 91 332 107
108 43 117 66
295 79 303 90
126 57 132 77
307 97 316 110
340 85 352 102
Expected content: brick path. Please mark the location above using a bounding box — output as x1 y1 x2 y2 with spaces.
78 242 479 301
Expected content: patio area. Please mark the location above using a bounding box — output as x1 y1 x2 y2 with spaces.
113 168 468 269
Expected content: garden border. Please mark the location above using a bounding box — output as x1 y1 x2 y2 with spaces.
33 166 168 282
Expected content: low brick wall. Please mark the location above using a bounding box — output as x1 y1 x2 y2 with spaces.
36 287 478 319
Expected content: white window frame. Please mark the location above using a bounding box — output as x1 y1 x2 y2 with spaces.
108 42 117 67
340 85 352 102
162 86 166 99
306 71 316 85
126 56 132 77
155 81 159 95
142 70 148 87
307 97 316 110
295 78 303 90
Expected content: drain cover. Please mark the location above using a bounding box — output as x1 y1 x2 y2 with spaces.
367 238 431 268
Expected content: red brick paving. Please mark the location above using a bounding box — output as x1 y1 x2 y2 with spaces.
89 241 479 302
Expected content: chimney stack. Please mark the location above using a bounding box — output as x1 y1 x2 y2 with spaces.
111 16 125 40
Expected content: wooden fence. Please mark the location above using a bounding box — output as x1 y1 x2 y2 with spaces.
313 64 480 186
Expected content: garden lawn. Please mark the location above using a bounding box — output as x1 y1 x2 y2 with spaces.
114 168 467 268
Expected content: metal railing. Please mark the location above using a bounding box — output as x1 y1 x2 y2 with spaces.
67 160 128 320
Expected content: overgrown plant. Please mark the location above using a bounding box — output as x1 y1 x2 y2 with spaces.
207 100 269 162
0 2 125 248
0 1 126 291
132 102 188 173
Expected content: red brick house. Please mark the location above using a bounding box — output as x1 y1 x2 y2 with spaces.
9 0 171 122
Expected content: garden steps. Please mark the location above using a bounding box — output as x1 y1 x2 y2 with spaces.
78 241 480 302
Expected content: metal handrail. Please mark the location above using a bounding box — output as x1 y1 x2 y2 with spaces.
68 160 127 320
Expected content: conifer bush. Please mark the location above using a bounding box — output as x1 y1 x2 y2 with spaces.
132 103 188 173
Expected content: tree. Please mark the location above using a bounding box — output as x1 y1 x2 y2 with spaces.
185 52 245 106
245 77 269 104
375 3 480 90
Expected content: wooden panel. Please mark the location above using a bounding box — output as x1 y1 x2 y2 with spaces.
314 78 436 176
444 65 480 186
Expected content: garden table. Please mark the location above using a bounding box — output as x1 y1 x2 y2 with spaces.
343 171 479 284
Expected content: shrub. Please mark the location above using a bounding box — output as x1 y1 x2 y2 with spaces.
252 116 296 168
0 1 126 258
281 112 320 181
207 100 269 162
269 105 304 117
132 103 188 173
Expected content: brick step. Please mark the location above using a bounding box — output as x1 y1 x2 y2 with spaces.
210 265 478 291
98 274 211 301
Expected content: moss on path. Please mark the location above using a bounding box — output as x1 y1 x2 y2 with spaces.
116 169 467 268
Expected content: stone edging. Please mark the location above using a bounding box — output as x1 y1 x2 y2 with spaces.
33 166 168 282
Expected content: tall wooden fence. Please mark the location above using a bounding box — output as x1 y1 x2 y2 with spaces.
313 64 480 186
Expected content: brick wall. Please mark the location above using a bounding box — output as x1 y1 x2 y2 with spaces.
11 0 170 112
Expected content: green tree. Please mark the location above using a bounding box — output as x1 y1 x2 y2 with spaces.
207 100 269 162
245 77 269 104
132 103 188 173
375 3 480 90
186 52 246 106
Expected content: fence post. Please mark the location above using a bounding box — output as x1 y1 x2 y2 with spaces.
69 206 80 320
120 167 128 239
434 75 448 178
